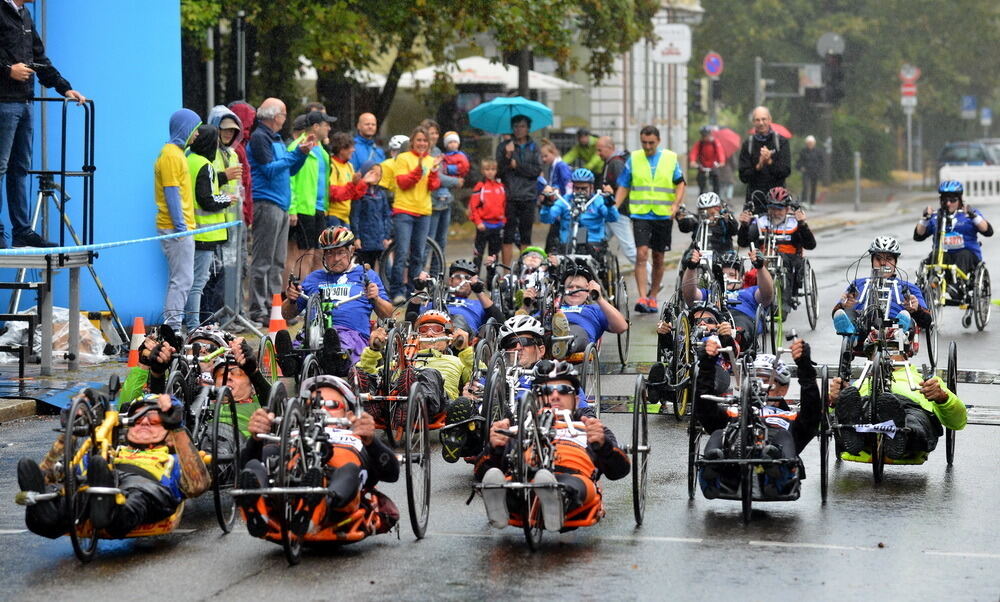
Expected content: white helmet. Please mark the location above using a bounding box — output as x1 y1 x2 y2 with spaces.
697 192 722 210
389 135 410 151
299 374 360 415
868 236 901 256
750 354 791 385
498 315 544 343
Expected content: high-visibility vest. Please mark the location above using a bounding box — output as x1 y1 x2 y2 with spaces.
213 147 241 224
187 153 228 243
628 149 678 217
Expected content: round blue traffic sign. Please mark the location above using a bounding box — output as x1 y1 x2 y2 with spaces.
703 52 724 78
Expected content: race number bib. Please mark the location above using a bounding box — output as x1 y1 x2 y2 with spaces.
324 427 364 451
320 283 354 303
943 232 964 250
554 427 588 448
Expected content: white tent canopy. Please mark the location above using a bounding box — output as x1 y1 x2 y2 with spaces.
357 56 582 91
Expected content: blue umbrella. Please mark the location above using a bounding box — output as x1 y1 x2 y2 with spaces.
468 96 553 134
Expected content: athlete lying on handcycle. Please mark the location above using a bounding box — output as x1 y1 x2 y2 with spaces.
237 375 400 542
695 337 819 499
477 360 629 532
17 392 210 539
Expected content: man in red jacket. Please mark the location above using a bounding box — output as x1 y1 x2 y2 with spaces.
228 101 256 225
689 126 726 196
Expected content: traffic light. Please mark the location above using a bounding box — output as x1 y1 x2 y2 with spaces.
691 77 709 113
823 53 845 104
711 78 722 102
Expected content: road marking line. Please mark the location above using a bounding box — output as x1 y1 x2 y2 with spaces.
604 535 703 544
0 529 27 534
924 550 1000 560
749 540 876 552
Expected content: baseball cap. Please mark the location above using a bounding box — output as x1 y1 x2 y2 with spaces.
304 111 337 126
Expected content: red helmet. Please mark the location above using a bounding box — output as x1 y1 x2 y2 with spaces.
767 187 791 206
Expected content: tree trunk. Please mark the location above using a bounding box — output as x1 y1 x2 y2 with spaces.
373 31 419 126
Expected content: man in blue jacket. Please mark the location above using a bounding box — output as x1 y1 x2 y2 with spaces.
348 112 385 172
247 97 316 326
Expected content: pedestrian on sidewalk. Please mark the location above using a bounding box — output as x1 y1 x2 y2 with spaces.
738 106 790 206
614 125 685 314
798 135 823 206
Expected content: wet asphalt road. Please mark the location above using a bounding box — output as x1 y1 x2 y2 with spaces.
1 197 999 600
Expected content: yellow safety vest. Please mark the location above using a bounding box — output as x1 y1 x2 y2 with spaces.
628 149 678 217
187 153 228 243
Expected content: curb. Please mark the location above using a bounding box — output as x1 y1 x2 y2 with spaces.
0 399 37 423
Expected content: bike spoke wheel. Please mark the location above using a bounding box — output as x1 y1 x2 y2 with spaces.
616 277 631 366
404 384 431 539
672 314 693 421
804 260 818 330
737 384 752 523
211 386 240 533
582 344 601 418
922 280 939 368
381 328 406 448
973 265 991 331
946 342 958 465
298 353 321 392
303 295 324 350
819 366 830 504
278 399 305 566
517 395 545 551
631 376 649 526
871 352 886 484
687 423 699 501
65 397 99 562
256 336 279 384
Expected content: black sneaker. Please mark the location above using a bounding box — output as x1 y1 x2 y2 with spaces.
17 458 64 528
290 467 324 537
12 231 57 248
237 461 269 538
699 448 724 499
835 386 866 455
646 363 667 405
273 329 297 377
87 456 117 530
441 399 474 463
876 393 908 459
319 328 349 377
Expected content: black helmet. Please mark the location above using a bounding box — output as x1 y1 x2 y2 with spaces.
688 302 726 325
717 250 743 271
449 258 478 277
532 359 582 392
561 257 596 284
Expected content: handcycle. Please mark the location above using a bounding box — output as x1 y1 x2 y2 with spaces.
687 339 819 523
916 205 991 366
16 378 212 562
655 293 697 420
757 201 819 330
756 235 786 348
230 380 427 564
824 268 958 483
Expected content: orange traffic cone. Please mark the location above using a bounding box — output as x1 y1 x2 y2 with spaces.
267 294 286 341
127 317 145 367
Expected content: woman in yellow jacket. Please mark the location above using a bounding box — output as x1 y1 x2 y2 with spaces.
389 126 440 302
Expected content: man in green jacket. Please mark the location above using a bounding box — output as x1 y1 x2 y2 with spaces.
288 111 336 279
829 358 966 464
564 129 604 173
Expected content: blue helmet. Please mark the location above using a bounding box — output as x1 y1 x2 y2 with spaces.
938 180 963 195
570 168 595 183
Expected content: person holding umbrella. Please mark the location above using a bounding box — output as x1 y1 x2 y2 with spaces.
738 106 791 207
495 115 543 267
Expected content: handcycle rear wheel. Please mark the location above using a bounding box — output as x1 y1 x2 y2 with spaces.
972 264 991 331
278 398 305 566
581 343 601 418
803 259 818 330
946 341 958 465
65 395 99 562
378 237 446 284
404 382 431 539
631 375 649 526
211 386 241 533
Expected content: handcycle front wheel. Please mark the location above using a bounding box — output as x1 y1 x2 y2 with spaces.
381 327 407 448
803 259 818 330
972 264 991 331
278 398 306 566
65 395 100 562
870 352 887 484
210 386 241 533
946 341 958 465
670 312 694 421
819 365 830 504
404 382 431 539
298 353 321 392
256 336 280 384
581 343 602 419
922 278 940 368
615 276 631 366
516 394 545 551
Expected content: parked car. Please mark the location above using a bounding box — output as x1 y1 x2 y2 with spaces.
936 141 998 185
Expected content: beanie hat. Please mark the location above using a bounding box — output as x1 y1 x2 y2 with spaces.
443 131 460 147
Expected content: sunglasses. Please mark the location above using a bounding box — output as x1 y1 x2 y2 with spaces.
694 316 719 325
132 409 162 425
537 384 575 396
418 324 445 334
502 336 540 350
944 198 961 203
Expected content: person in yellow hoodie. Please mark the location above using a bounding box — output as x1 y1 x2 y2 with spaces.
388 126 440 302
327 132 368 228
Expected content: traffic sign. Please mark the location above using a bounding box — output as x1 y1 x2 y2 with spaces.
962 95 978 119
900 83 917 96
899 64 921 84
703 52 724 78
901 96 917 108
981 107 993 128
652 24 691 64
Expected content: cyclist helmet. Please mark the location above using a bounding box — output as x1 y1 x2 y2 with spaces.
415 309 453 333
388 135 409 151
186 324 229 350
531 359 582 392
868 236 901 256
717 250 743 271
299 374 360 415
767 187 791 206
318 226 356 250
699 125 712 135
688 302 726 325
570 168 595 183
561 257 596 284
498 315 544 344
449 259 478 277
750 354 791 385
697 192 722 210
938 180 963 195
120 393 166 423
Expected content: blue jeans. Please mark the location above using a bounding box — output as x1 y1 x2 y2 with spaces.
390 213 430 298
184 247 217 329
428 205 451 275
0 102 34 237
